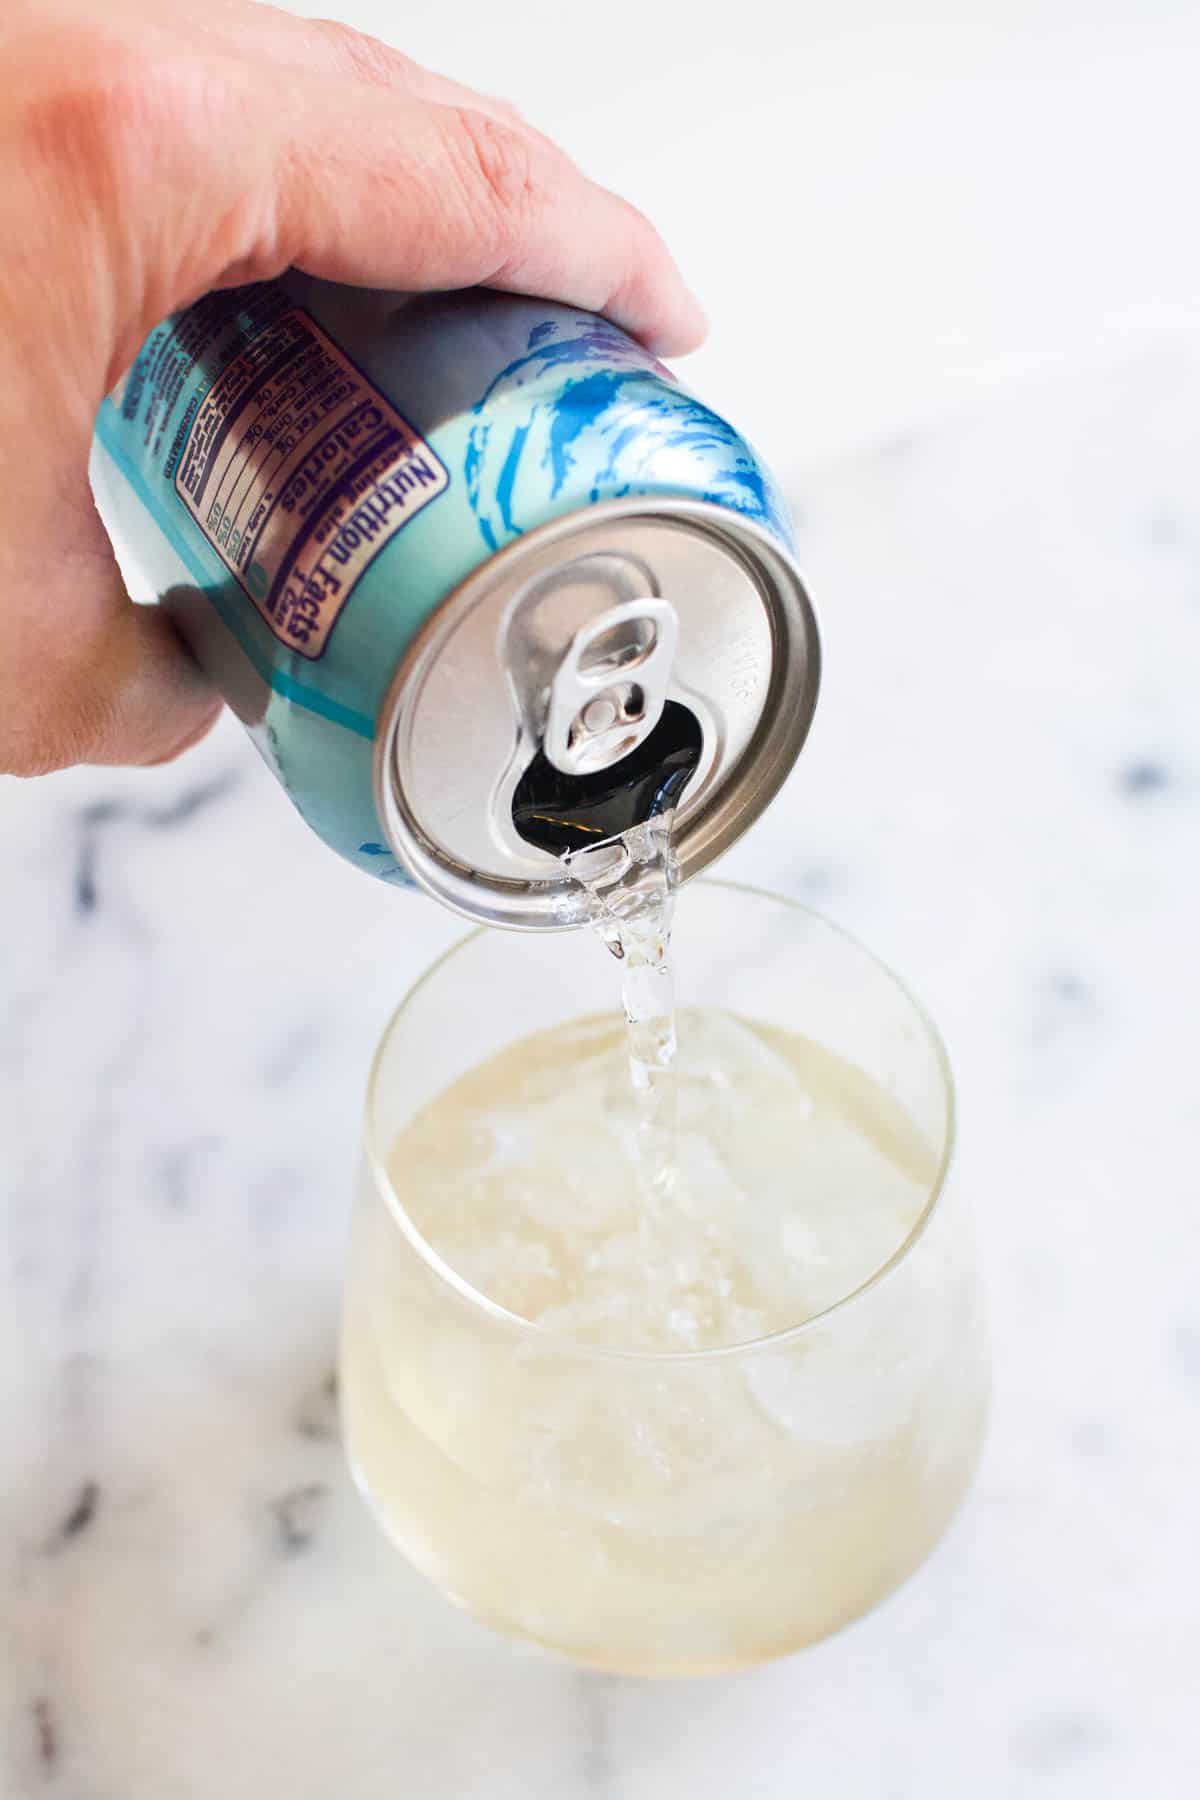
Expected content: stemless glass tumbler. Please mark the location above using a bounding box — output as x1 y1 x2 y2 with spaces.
340 882 988 1676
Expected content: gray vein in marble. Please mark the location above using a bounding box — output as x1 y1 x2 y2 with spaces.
43 1482 100 1554
795 863 836 898
292 1371 340 1443
71 772 240 920
30 1697 57 1773
269 1483 329 1556
1047 970 1088 1004
257 1015 329 1090
575 1674 620 1797
1142 505 1200 558
856 423 927 472
1119 759 1170 795
157 1136 224 1212
1014 1709 1116 1772
1167 1319 1200 1399
1063 1414 1122 1466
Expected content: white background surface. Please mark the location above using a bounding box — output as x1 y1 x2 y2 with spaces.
3 2 1200 1795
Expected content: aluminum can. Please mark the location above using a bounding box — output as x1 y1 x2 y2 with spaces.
91 273 820 926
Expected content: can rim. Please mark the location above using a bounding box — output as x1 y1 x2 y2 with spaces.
374 496 821 929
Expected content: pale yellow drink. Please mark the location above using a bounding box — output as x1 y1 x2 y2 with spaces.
341 974 987 1676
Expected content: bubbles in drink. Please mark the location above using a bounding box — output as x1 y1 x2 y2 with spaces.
387 1003 937 1351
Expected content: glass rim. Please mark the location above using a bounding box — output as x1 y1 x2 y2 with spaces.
362 877 958 1366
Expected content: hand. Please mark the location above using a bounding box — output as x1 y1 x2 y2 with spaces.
0 0 705 775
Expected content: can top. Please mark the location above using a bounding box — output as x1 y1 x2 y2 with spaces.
375 498 820 929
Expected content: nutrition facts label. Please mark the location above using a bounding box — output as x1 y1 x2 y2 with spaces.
174 308 448 659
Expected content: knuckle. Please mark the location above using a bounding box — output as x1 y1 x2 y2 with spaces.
16 32 189 187
484 92 527 127
618 195 657 240
447 108 540 265
306 17 414 88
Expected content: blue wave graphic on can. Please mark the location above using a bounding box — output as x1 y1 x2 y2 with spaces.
464 319 789 553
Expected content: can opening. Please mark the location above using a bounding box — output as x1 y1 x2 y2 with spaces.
374 498 821 930
510 700 703 858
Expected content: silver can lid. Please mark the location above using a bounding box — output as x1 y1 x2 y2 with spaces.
375 498 820 928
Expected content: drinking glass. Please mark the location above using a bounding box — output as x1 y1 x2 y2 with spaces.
340 882 988 1676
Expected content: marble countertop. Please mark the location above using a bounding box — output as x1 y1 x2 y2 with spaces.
3 335 1198 1796
5 1 1200 1787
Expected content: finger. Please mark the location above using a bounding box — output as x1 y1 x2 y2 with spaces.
268 88 707 356
0 539 221 776
24 12 704 363
82 601 225 769
144 8 706 355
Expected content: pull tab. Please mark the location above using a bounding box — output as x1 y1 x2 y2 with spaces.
511 699 703 859
542 597 679 776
